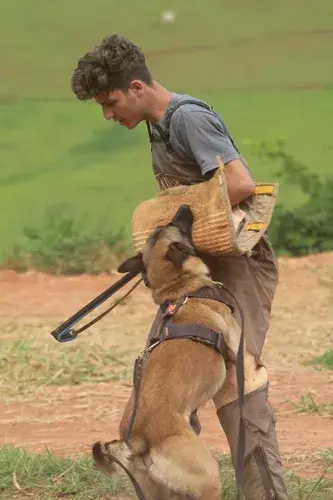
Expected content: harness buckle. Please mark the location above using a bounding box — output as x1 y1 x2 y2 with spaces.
165 296 188 316
143 341 160 354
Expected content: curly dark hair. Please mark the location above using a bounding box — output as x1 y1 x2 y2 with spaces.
71 34 153 100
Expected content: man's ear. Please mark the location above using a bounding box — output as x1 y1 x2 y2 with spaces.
166 242 196 269
117 253 144 274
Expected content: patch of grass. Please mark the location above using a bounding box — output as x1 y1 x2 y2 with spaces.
0 447 332 499
304 350 333 371
316 449 333 467
1 204 129 275
0 338 133 396
252 139 333 256
286 472 333 500
0 445 127 499
218 453 333 499
287 392 333 417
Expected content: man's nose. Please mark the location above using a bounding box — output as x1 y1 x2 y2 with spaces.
103 108 114 120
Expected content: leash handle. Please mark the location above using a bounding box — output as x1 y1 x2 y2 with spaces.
50 270 140 343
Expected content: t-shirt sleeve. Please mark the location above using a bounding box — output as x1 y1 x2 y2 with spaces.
169 107 241 175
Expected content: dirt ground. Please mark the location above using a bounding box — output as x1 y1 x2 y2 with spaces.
1 252 333 480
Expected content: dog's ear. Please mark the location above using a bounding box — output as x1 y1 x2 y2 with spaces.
117 253 144 274
166 242 196 268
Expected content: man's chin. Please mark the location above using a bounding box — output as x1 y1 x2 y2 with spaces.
125 121 140 130
116 118 141 130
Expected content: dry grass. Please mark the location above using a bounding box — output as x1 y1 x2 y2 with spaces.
287 392 333 417
0 337 134 397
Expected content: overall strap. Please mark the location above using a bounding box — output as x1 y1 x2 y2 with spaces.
146 99 213 148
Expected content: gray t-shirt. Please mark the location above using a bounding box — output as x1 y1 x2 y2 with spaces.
150 93 248 190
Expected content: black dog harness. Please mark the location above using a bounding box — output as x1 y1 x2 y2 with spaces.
146 284 231 360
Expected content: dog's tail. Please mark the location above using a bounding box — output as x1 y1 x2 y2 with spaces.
92 440 132 475
93 440 147 500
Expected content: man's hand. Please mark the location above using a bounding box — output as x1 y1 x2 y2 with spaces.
225 159 255 207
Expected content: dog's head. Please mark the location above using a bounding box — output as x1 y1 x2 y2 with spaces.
118 204 210 303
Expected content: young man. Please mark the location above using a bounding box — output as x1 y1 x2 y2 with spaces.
71 34 288 499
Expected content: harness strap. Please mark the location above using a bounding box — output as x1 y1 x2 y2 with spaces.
187 284 234 312
145 120 153 144
151 284 234 340
159 323 228 359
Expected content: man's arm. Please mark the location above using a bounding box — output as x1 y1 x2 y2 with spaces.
170 108 255 206
224 158 255 206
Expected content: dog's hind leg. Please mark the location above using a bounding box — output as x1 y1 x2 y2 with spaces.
148 431 222 500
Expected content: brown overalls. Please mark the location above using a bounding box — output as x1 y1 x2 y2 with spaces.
144 95 289 500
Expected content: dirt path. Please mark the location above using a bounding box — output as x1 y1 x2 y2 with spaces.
1 253 333 479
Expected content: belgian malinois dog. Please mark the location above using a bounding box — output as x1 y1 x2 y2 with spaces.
92 204 243 499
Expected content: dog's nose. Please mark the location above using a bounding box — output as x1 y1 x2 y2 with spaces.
176 204 192 217
172 204 194 229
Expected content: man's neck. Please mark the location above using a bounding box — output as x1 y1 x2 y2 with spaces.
144 82 173 123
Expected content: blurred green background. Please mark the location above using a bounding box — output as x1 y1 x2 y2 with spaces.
1 0 333 258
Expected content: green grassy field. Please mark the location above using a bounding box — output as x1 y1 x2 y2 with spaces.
1 0 333 257
1 446 332 499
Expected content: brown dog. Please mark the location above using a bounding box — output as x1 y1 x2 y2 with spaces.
92 204 243 499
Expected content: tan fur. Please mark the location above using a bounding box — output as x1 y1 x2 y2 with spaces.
213 354 268 408
93 206 245 499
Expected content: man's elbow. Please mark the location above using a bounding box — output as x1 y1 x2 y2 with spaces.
228 177 255 206
240 177 255 199
224 159 255 206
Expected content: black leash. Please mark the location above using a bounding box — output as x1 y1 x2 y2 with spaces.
216 282 246 500
106 454 146 500
125 355 146 444
50 270 141 343
101 356 147 500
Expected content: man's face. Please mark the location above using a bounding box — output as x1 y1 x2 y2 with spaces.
94 82 146 129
